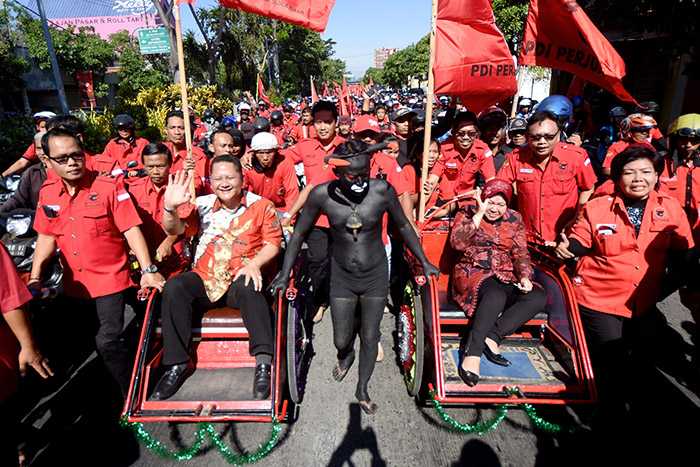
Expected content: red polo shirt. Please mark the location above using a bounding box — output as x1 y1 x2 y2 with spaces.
163 143 210 194
0 242 33 402
660 156 700 243
568 190 693 318
497 142 597 242
21 143 37 161
281 135 346 185
102 136 149 169
33 171 143 299
87 152 123 178
127 176 193 276
432 138 495 195
243 154 300 211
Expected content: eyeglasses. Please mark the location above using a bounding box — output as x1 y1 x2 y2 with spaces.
455 130 478 139
527 132 559 142
677 127 700 138
49 153 86 165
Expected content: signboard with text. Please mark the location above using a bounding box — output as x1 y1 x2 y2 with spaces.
137 28 171 55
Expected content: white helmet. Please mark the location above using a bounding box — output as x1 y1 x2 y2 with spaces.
238 102 252 112
33 111 56 120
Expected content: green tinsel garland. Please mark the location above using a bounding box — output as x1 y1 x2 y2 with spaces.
428 389 585 435
119 417 281 465
428 389 508 434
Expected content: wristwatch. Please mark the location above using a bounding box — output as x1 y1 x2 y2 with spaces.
141 264 158 275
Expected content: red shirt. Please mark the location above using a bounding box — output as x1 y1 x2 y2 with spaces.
270 125 290 145
163 143 210 194
432 138 495 195
102 137 149 169
402 164 456 213
568 190 694 318
660 156 700 243
127 176 193 276
288 122 317 142
281 135 346 185
370 152 410 195
0 242 33 402
33 171 143 299
497 142 597 242
87 152 123 178
21 143 37 161
603 139 656 168
186 192 282 301
243 154 300 211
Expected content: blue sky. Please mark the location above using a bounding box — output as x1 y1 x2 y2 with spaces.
183 0 431 78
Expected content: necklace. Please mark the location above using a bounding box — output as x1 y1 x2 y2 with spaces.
337 186 363 241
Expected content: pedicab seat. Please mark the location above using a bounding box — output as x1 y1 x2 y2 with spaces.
193 307 247 337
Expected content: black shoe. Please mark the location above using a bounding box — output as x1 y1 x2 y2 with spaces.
253 364 271 399
151 362 194 400
483 346 511 367
458 364 479 387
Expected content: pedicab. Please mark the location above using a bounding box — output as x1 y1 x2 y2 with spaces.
120 256 311 461
398 195 598 433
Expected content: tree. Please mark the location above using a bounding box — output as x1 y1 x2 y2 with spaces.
18 11 115 98
0 7 30 116
109 31 170 100
361 67 384 86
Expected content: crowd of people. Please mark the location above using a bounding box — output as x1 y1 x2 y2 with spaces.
1 87 699 460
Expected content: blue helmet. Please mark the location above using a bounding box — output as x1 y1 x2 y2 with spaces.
537 95 573 128
221 115 236 128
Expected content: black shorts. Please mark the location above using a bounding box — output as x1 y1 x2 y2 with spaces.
330 256 389 299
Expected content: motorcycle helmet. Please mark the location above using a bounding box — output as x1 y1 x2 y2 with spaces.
537 95 573 128
668 113 700 138
252 116 270 133
619 113 657 140
270 110 284 125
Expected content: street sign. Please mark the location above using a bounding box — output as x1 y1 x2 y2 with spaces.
137 28 170 55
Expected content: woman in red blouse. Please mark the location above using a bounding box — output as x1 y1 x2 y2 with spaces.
450 179 546 387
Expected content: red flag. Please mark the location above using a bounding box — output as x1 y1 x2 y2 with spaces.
369 76 374 87
257 75 271 107
519 0 637 104
76 71 96 107
219 0 335 33
311 79 319 103
433 0 517 112
322 83 330 98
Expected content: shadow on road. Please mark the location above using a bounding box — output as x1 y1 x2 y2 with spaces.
327 403 386 467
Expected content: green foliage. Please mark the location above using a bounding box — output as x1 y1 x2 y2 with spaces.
18 11 115 98
0 8 30 97
492 0 529 53
109 31 170 100
0 117 35 169
362 67 384 86
382 34 430 88
277 25 346 98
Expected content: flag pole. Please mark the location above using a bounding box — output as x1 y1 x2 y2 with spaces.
418 0 438 223
173 2 196 203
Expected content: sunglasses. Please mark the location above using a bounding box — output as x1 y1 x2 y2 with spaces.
49 153 86 165
527 133 559 142
455 130 478 138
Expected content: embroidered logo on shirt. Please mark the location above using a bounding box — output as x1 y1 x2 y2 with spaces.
654 207 666 218
573 276 584 287
89 191 99 201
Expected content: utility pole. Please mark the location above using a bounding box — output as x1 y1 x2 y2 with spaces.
36 0 69 114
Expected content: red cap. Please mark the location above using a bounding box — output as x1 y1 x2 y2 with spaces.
354 115 380 134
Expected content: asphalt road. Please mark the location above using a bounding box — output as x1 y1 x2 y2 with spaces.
13 290 700 467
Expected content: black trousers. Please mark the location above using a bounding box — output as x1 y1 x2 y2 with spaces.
465 276 546 358
77 288 132 396
306 226 332 308
160 272 274 366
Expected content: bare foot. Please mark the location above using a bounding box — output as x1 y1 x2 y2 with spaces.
313 306 326 323
332 351 355 382
376 342 384 362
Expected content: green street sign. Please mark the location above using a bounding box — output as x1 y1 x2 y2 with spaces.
138 28 170 55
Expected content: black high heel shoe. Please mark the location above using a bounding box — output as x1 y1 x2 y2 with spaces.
458 363 479 387
484 345 511 367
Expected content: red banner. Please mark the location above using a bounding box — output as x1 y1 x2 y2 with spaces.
76 71 96 107
257 75 271 107
519 0 637 104
433 0 517 112
311 79 319 103
322 83 330 98
218 0 335 33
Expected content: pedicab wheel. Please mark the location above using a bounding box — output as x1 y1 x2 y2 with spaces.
287 299 310 404
400 280 424 396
